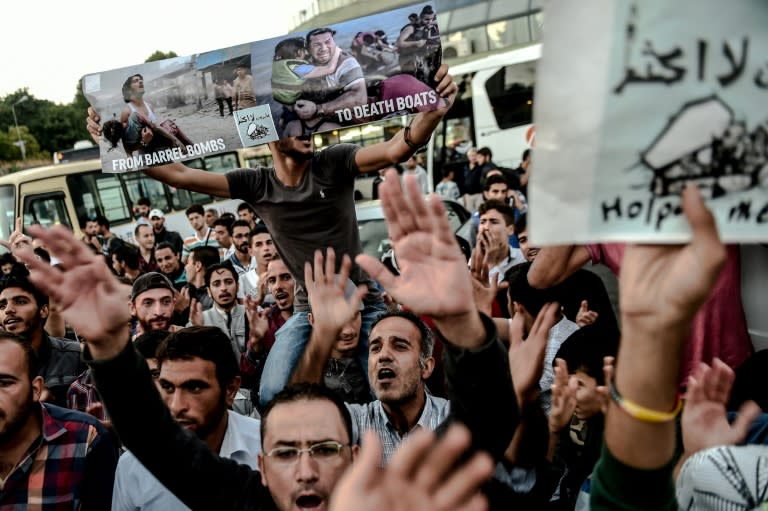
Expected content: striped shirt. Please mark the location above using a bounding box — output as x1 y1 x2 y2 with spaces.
347 392 450 465
181 229 220 261
0 403 118 510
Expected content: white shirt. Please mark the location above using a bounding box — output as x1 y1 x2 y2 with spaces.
112 411 262 510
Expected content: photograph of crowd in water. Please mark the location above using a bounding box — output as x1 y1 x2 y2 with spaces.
83 1 444 173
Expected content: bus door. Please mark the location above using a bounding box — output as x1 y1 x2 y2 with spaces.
22 192 72 230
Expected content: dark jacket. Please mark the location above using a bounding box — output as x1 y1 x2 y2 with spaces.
39 333 85 408
87 313 518 511
154 228 183 255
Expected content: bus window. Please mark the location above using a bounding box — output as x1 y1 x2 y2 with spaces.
174 158 214 209
0 185 14 239
204 152 239 175
67 172 132 226
121 173 170 213
24 193 71 229
485 61 535 130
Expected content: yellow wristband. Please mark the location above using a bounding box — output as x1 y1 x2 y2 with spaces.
609 381 682 423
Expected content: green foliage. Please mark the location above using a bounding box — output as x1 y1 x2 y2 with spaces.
145 50 179 63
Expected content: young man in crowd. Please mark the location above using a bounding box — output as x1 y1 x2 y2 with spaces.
155 241 187 289
130 272 178 338
135 223 158 274
189 262 247 361
212 217 235 259
88 64 458 409
134 196 152 224
205 207 220 228
0 273 84 407
238 224 276 303
112 245 141 281
95 215 124 261
80 217 102 254
112 326 261 511
467 174 517 250
183 245 220 311
228 220 257 277
0 333 118 509
149 209 183 255
237 202 258 231
475 200 526 284
181 204 220 262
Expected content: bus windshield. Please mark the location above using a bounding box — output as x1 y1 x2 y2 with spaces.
0 185 14 239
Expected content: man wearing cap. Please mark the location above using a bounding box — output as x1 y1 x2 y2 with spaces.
131 272 179 338
149 209 183 255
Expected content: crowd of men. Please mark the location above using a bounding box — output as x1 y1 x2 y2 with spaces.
0 63 765 511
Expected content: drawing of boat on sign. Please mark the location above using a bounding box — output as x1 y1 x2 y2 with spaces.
641 96 768 198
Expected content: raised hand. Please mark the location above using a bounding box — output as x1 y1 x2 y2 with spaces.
469 245 507 317
305 248 366 342
174 286 191 313
329 425 493 511
86 106 102 145
620 185 726 333
681 358 761 457
244 294 269 350
356 171 484 347
508 302 559 407
188 298 203 327
16 225 131 358
0 217 32 253
549 359 577 433
575 300 598 327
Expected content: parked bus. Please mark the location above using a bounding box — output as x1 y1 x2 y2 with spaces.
427 43 541 185
0 149 259 244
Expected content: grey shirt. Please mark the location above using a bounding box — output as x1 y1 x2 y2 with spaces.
225 144 381 312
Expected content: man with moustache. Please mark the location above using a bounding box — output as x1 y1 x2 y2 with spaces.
228 220 257 277
0 274 83 407
112 327 262 511
190 262 247 361
149 209 183 255
130 272 179 338
0 333 118 509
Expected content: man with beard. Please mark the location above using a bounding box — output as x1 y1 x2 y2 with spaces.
112 326 262 511
238 224 275 303
0 333 117 509
0 274 83 407
228 220 257 277
131 272 179 338
190 262 247 361
88 65 457 409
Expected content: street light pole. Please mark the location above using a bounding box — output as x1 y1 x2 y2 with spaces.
11 95 29 160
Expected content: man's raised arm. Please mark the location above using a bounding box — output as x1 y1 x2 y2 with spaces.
527 245 591 289
87 107 230 198
354 65 458 175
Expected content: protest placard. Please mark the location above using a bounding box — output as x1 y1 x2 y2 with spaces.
82 1 443 173
530 0 768 243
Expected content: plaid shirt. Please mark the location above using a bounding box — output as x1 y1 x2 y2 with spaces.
66 369 108 421
0 403 118 510
347 392 450 464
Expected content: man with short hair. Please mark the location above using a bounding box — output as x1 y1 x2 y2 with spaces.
0 274 84 407
237 202 258 231
190 262 247 361
212 217 235 259
401 155 430 195
95 215 124 260
112 245 141 281
467 174 516 250
205 207 219 228
184 245 219 311
155 241 186 289
474 200 525 284
476 146 498 181
112 326 261 511
0 333 118 509
130 272 178 337
182 204 219 263
80 217 102 254
149 209 183 255
238 225 275 302
228 220 257 277
135 223 158 274
135 196 151 224
295 27 367 127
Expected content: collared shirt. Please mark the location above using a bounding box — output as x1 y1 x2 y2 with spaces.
539 316 580 415
488 246 526 284
112 411 262 511
346 392 450 464
0 403 117 510
66 369 108 420
228 252 256 277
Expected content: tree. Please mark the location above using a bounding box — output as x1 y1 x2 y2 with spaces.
145 50 179 63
